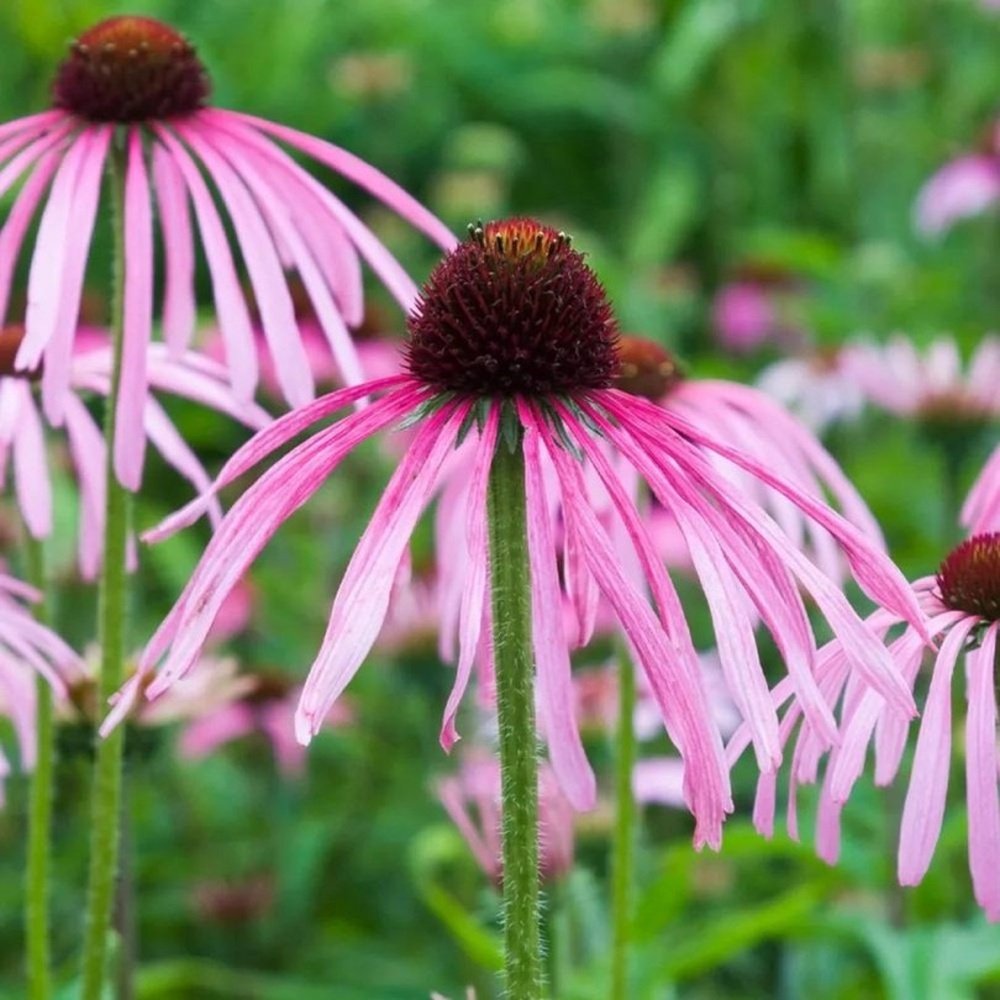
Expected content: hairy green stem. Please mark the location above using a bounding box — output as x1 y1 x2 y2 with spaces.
610 646 637 1000
488 439 543 1000
25 535 53 1000
80 141 131 1000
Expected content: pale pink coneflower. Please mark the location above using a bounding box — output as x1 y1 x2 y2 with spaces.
179 673 352 776
844 334 1000 425
0 15 454 488
756 346 867 433
734 533 1000 919
0 325 270 580
963 445 1000 534
437 749 575 883
0 571 83 800
122 218 927 849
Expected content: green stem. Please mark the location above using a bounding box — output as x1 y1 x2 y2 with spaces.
610 646 637 1000
25 535 53 1000
487 438 543 1000
80 140 131 1000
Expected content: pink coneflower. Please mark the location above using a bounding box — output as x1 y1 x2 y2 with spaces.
179 672 352 776
964 445 1000 533
0 325 269 579
128 218 926 849
0 571 82 799
915 152 1000 236
437 750 575 883
0 15 454 487
736 533 1000 919
845 334 1000 426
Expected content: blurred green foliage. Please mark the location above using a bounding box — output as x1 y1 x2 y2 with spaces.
0 0 997 997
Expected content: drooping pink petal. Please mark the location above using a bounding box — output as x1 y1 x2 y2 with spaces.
538 414 731 848
23 127 110 380
440 407 498 751
151 126 257 401
296 403 469 742
521 415 597 810
62 393 106 581
140 388 418 697
965 622 1000 920
177 120 313 407
12 386 51 540
221 110 457 250
964 446 1000 534
114 126 154 488
898 618 978 886
0 151 61 329
152 142 196 356
144 375 416 541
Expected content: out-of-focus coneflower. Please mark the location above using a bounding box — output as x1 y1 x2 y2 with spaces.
437 749 575 884
710 262 804 354
756 346 867 433
845 334 1000 428
0 15 454 487
130 218 924 853
0 570 82 801
0 326 269 579
735 532 1000 920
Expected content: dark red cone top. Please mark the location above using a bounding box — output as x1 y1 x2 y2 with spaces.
613 335 682 400
937 533 1000 622
53 16 209 122
406 218 620 397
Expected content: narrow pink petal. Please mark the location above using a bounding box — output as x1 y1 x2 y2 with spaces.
221 110 457 250
176 121 313 407
437 776 500 877
63 394 106 580
537 412 731 848
965 622 1000 919
0 151 60 329
21 132 93 370
963 446 1000 534
0 111 66 146
144 375 416 542
752 769 777 837
609 390 927 635
190 122 366 386
898 619 977 886
142 389 417 695
152 143 196 355
114 127 154 488
143 397 224 526
151 127 257 401
602 393 918 720
440 407 498 751
12 387 51 539
521 417 597 810
0 119 73 202
296 404 467 742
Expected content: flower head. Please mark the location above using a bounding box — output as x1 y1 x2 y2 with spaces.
131 218 927 849
0 15 453 488
737 532 1000 919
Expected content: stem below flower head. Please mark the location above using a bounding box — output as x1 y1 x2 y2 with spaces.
487 436 543 1000
80 140 131 1000
610 644 637 1000
25 535 53 1000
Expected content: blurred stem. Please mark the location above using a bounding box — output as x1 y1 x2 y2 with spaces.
80 141 131 1000
25 534 53 1000
549 878 572 998
488 439 542 1000
610 645 637 1000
